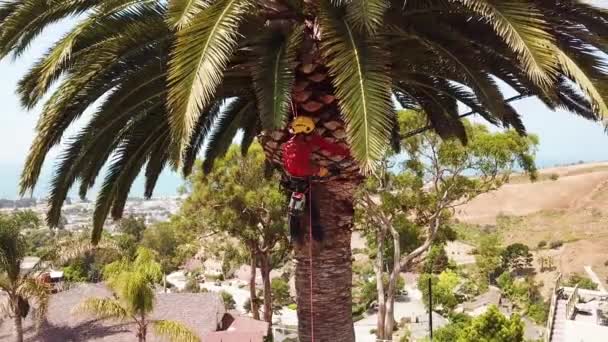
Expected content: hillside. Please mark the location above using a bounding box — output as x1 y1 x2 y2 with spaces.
456 161 608 292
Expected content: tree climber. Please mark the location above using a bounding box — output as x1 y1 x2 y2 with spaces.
281 116 350 242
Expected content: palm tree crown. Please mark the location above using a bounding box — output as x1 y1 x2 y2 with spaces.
0 0 607 242
76 247 199 342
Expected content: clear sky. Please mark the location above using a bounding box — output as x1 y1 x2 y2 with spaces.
2 10 608 199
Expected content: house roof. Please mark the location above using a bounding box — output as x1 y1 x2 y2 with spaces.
203 331 266 342
227 314 269 334
0 283 225 342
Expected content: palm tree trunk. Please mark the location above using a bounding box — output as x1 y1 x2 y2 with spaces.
13 314 23 342
249 251 261 320
259 27 362 341
294 181 357 342
260 254 273 324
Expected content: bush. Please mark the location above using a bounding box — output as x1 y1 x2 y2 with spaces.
537 240 547 249
220 290 236 310
183 276 201 293
271 278 292 307
549 173 559 181
549 240 563 249
563 273 598 290
287 303 297 310
527 301 549 325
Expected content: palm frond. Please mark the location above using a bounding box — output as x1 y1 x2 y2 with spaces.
202 97 255 173
17 278 50 323
346 0 388 35
453 0 559 87
0 0 100 58
553 46 608 117
167 0 207 29
153 320 201 342
75 298 129 320
167 0 252 162
182 100 224 177
17 1 167 108
252 27 302 130
320 2 392 173
111 271 155 315
144 136 171 199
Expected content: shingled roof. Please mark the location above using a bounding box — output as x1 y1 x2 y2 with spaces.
0 283 226 342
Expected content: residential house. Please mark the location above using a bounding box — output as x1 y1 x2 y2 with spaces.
0 283 267 341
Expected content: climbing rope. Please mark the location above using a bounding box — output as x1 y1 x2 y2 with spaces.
308 177 315 342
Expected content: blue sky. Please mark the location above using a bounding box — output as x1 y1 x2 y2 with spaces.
2 12 608 199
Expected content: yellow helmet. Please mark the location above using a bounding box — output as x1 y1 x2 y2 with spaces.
290 116 315 134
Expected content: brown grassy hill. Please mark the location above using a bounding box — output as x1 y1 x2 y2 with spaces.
456 162 608 292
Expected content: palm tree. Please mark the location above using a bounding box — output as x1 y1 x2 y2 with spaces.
0 213 50 342
76 247 199 342
1 1 607 340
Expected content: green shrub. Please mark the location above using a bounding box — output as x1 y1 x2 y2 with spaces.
563 273 598 290
527 302 549 325
537 240 547 249
220 290 236 310
549 240 563 249
287 303 297 310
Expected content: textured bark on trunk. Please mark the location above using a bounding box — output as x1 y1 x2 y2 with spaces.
13 314 23 342
249 251 260 320
294 181 357 342
258 20 363 341
260 254 273 324
383 226 401 339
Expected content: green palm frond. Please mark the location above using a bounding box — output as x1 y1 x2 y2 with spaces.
45 75 166 227
346 0 388 35
0 221 27 282
153 320 201 342
252 27 302 130
111 271 155 315
320 2 392 173
0 0 100 57
453 0 559 87
20 36 168 196
167 0 207 29
17 278 50 323
144 136 171 199
75 298 129 320
133 247 163 282
17 1 167 108
391 25 513 123
202 97 256 173
240 116 260 156
401 84 467 142
56 238 119 264
555 78 598 121
167 0 253 161
553 47 608 117
182 100 224 177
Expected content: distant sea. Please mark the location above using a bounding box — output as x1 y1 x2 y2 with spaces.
1 156 606 200
0 163 183 200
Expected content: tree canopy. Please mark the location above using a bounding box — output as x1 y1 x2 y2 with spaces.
0 0 606 242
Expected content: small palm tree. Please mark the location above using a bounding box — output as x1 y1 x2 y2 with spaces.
75 247 199 342
0 213 50 342
2 1 608 340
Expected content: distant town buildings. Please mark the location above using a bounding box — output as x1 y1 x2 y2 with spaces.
0 196 185 231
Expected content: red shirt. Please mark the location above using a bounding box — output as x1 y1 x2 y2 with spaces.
282 134 350 177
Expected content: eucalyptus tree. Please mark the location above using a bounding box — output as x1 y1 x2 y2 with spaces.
1 1 608 340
